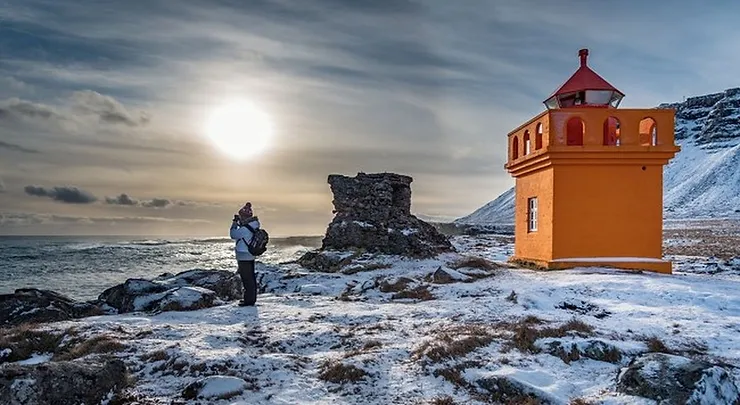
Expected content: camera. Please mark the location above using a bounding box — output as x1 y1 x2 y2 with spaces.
233 214 240 222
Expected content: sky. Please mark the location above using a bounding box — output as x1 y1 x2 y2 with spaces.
1 0 739 237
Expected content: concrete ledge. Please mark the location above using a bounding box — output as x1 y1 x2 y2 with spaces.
509 256 672 274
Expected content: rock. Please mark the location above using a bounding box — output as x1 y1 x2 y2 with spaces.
99 270 241 314
0 289 104 326
155 269 242 301
540 338 623 364
182 375 249 400
299 173 453 268
431 267 471 284
555 300 611 319
297 250 357 273
477 375 553 404
616 352 739 404
0 358 128 405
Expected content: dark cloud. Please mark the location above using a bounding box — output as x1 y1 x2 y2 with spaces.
24 185 98 204
0 177 5 193
313 0 422 14
70 90 149 127
0 99 62 121
0 212 210 226
105 193 138 206
142 198 171 208
0 140 40 154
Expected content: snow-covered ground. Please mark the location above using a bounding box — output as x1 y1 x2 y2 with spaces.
8 235 740 404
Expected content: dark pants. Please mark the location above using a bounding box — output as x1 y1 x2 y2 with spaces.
237 260 257 305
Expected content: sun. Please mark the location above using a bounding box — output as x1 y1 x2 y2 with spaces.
205 100 274 160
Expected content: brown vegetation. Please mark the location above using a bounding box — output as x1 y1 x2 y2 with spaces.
429 394 457 405
0 324 67 362
55 334 127 361
450 256 501 272
413 325 494 364
506 318 594 353
392 285 435 301
646 336 672 354
318 360 368 384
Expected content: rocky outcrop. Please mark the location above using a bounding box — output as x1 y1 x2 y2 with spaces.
476 375 554 404
0 358 128 405
659 87 740 144
616 353 739 404
99 270 241 314
301 173 453 268
0 289 104 326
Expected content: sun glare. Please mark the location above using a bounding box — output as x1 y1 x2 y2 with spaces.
205 100 274 160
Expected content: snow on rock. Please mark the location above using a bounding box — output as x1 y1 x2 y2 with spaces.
431 267 471 284
182 376 250 400
0 359 127 405
99 270 239 314
297 284 330 295
0 288 102 326
616 352 739 404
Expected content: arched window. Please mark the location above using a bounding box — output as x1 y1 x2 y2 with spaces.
535 123 543 150
524 130 531 155
639 117 657 146
603 116 621 146
512 136 519 160
566 117 584 146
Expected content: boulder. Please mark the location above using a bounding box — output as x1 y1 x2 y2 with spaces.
0 289 103 326
299 173 453 268
476 375 554 404
616 352 739 404
431 267 471 284
182 375 249 400
540 338 624 364
99 270 241 313
0 358 128 405
154 269 242 301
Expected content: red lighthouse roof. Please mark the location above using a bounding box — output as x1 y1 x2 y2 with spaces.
544 49 624 109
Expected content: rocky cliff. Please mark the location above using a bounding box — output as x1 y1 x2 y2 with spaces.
458 88 740 225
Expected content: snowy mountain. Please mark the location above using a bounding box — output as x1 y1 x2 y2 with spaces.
458 88 740 225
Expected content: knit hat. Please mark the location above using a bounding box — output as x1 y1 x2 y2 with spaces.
238 202 253 220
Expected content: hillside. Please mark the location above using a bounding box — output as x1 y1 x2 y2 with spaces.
458 88 740 225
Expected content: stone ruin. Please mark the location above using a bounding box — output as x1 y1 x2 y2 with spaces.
302 172 453 264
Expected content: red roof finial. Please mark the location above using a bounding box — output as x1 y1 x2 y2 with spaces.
579 48 588 67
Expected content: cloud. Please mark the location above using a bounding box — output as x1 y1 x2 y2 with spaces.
105 193 138 206
142 198 170 208
70 90 149 127
0 91 149 128
0 98 63 121
0 140 40 154
24 185 98 204
0 212 210 226
0 177 5 193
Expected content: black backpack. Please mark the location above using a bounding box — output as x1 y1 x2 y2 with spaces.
242 223 269 256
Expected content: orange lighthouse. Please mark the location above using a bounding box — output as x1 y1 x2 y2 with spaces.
505 49 680 274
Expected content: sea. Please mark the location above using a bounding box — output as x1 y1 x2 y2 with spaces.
0 236 322 301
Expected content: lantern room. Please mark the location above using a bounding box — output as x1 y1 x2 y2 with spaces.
504 49 680 274
543 49 624 109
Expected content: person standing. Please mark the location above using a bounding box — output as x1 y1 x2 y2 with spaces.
230 202 260 306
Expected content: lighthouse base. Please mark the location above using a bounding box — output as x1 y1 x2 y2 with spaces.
509 256 672 274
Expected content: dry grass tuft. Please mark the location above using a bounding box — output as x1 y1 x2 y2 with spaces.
55 334 127 361
392 285 435 301
0 324 67 362
570 398 597 405
318 360 368 384
139 349 171 363
414 325 494 364
450 256 501 272
646 336 672 354
507 318 594 354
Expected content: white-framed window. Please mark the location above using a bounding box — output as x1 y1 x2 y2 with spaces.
527 197 538 232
